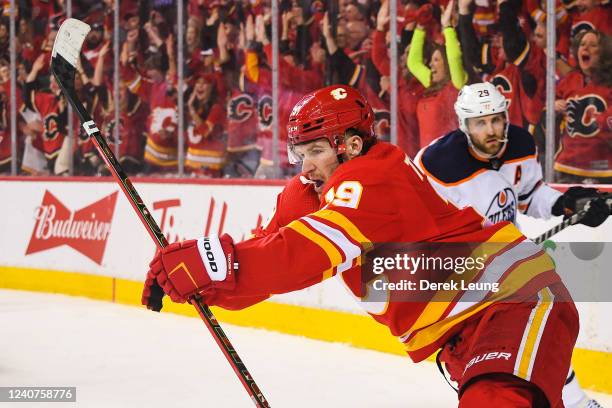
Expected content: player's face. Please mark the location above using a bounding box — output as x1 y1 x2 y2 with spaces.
294 139 340 194
466 113 506 155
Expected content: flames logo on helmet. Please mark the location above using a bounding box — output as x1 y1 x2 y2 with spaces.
227 94 254 123
566 95 606 138
330 88 348 100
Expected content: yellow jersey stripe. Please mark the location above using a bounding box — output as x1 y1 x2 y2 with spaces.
515 287 555 380
287 220 338 281
404 301 493 352
486 223 524 243
312 209 373 251
146 138 179 155
143 152 178 167
302 217 361 274
513 42 530 66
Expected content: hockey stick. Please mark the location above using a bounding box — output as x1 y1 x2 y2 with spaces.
533 194 612 244
51 19 269 407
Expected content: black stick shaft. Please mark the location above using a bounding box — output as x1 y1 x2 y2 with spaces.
52 56 269 407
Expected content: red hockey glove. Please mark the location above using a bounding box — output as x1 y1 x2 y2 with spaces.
416 4 434 27
142 234 237 306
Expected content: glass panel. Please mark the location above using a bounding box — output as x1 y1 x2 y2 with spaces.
11 4 69 176
185 0 241 177
5 0 608 183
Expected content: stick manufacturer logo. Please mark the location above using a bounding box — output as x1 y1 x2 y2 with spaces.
83 120 100 136
202 238 218 273
25 190 119 264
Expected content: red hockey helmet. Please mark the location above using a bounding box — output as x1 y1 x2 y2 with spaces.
287 85 375 164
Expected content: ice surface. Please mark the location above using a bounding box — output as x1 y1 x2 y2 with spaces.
1 289 611 407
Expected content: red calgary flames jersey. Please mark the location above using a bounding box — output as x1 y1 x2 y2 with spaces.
31 92 65 159
492 42 546 130
186 103 227 172
211 142 560 361
555 71 612 178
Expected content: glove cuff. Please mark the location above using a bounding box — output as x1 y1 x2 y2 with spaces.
551 196 564 216
196 235 229 282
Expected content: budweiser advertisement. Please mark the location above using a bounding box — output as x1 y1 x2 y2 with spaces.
26 190 119 264
0 179 282 280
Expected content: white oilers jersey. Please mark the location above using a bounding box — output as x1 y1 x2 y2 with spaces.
414 125 562 225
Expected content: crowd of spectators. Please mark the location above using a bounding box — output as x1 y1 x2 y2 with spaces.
0 0 609 182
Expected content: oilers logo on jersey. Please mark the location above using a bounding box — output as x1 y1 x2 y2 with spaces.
485 187 517 224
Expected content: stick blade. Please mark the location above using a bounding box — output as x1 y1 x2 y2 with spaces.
52 18 91 69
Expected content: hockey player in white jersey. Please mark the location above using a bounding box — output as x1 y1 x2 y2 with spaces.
415 82 609 408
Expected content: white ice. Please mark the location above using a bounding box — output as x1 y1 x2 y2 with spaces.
1 289 611 408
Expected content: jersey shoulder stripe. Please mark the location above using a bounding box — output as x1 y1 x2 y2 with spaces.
503 124 537 162
419 126 537 186
419 130 488 185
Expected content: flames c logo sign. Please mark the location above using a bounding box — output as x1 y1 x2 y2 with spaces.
44 114 60 141
566 95 606 138
330 88 347 100
228 94 254 123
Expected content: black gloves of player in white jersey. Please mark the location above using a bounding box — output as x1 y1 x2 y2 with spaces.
552 186 611 227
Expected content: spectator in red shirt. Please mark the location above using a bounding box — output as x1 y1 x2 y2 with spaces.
554 29 612 183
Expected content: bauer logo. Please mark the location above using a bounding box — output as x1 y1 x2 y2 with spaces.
25 190 119 264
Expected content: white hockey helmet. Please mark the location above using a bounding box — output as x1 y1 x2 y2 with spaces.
454 82 508 134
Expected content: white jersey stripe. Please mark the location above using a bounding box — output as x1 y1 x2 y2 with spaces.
302 217 361 273
448 242 542 317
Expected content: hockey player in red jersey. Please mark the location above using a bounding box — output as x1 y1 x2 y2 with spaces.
142 85 579 407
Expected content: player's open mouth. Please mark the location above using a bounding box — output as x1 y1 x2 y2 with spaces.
312 179 325 192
